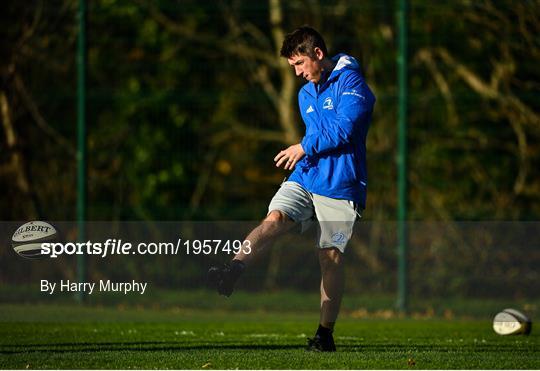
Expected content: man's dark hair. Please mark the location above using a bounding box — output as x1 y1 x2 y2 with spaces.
280 26 328 59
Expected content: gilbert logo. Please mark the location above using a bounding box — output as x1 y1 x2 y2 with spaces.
322 97 333 110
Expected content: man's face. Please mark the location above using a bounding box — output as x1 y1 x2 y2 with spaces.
287 52 323 83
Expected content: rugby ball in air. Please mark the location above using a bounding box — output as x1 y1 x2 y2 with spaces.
493 308 532 335
11 221 57 259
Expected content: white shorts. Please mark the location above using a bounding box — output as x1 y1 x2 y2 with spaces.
267 181 361 252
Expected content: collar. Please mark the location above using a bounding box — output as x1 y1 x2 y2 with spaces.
315 70 332 93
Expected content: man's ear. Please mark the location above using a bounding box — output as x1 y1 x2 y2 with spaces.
313 47 325 61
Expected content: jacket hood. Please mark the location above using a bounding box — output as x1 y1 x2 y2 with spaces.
301 54 362 97
331 53 361 76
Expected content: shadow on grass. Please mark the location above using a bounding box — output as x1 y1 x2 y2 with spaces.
1 341 534 354
0 340 354 354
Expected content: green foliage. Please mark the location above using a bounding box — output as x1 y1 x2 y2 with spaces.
1 1 539 299
2 0 539 220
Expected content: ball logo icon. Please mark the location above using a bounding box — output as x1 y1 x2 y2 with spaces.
11 221 58 259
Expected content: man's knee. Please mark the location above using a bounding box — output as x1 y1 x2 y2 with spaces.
258 210 294 235
319 248 343 271
265 210 292 223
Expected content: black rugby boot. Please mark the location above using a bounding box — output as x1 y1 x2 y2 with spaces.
207 259 245 297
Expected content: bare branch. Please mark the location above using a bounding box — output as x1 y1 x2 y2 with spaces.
137 0 277 67
269 0 300 143
210 124 285 146
189 146 220 211
432 44 538 196
14 74 76 156
0 89 38 217
251 64 280 108
436 47 539 128
243 22 273 50
415 49 459 126
436 48 498 99
508 111 528 195
16 0 44 52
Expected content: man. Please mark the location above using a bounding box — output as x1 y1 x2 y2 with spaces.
208 26 375 352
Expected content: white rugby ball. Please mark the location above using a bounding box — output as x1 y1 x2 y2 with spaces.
493 308 532 335
11 221 57 259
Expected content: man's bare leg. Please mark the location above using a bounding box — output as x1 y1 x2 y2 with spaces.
305 247 344 351
208 210 296 296
233 210 295 266
319 247 345 329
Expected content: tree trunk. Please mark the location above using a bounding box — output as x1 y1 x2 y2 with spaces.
0 90 38 219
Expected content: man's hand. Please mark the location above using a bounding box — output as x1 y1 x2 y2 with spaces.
274 143 306 170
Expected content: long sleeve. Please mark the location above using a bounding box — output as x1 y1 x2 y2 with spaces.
301 73 374 156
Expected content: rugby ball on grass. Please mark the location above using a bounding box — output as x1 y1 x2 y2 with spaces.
11 221 57 259
493 308 532 335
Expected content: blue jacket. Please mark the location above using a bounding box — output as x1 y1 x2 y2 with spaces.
288 54 375 208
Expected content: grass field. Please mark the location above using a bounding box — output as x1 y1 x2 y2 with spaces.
0 303 538 369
